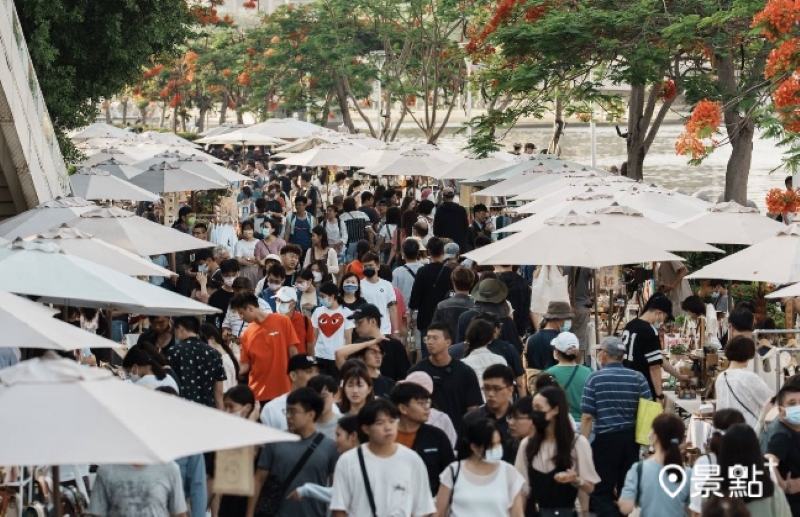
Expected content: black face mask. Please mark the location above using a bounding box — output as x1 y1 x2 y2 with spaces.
364 267 377 278
530 410 549 430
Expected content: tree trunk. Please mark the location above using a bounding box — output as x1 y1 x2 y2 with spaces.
198 106 208 133
548 94 565 155
334 77 355 133
717 53 754 204
236 109 244 124
121 100 128 125
172 106 179 133
219 93 228 126
159 100 167 128
625 85 646 181
139 105 148 126
105 102 112 124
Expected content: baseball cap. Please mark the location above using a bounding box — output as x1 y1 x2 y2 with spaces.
442 187 455 198
347 303 382 321
288 354 318 374
264 254 281 263
443 242 460 260
272 286 297 303
399 371 434 394
551 332 580 356
596 336 627 355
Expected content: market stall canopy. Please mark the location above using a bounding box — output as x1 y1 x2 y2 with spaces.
512 175 634 202
128 162 228 194
64 206 213 256
279 143 371 167
0 240 217 315
275 132 384 153
613 185 711 223
196 130 289 146
27 226 175 277
0 290 120 351
91 158 143 180
249 118 335 139
515 185 631 214
410 144 463 163
69 123 130 142
354 144 411 167
139 131 200 147
0 355 295 465
360 150 453 178
438 155 517 180
670 201 784 245
463 211 684 267
0 197 97 241
470 172 556 198
78 147 139 167
199 123 249 137
168 155 250 183
69 168 161 202
688 224 800 284
128 143 225 163
766 283 800 299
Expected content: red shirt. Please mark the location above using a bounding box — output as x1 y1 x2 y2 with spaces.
289 310 313 355
240 313 299 401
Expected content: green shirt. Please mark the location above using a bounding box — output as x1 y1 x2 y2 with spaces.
546 364 592 421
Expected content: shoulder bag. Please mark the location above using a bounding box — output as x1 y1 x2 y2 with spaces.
255 433 325 517
447 461 462 516
357 446 378 517
723 372 759 421
635 377 663 446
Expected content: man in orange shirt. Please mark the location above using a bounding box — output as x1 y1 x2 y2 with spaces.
272 286 314 355
231 292 299 404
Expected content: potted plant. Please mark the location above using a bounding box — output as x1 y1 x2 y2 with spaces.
669 344 689 361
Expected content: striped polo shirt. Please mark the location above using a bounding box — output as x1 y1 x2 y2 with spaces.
580 362 651 435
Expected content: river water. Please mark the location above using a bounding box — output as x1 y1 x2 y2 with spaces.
395 123 788 210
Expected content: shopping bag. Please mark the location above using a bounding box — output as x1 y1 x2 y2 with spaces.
530 266 570 314
213 446 255 496
635 397 664 446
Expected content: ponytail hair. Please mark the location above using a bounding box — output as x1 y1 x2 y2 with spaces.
122 345 167 380
708 409 745 456
652 413 686 483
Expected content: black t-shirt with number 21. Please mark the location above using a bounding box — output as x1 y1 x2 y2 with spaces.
621 318 663 400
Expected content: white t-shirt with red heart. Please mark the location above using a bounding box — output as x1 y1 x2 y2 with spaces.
311 306 355 360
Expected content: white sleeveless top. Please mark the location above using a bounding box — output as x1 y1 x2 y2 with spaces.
440 461 524 516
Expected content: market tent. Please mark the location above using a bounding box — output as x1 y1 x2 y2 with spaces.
274 132 384 153
279 143 370 167
613 185 711 223
670 201 784 245
360 150 453 178
0 197 97 241
64 206 213 256
69 123 129 142
463 211 684 267
0 355 295 465
199 123 249 137
439 155 517 180
0 290 120 351
139 131 200 147
515 185 630 214
354 145 410 167
91 158 143 180
0 240 216 316
249 118 335 139
767 283 800 299
169 155 250 183
128 162 228 194
28 226 175 277
196 130 288 146
688 224 800 284
69 168 160 202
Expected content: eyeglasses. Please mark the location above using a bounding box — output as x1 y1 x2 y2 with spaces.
482 384 510 394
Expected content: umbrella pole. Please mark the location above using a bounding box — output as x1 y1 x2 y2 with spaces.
53 465 62 517
594 269 601 345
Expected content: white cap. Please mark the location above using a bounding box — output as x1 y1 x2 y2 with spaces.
551 332 580 355
272 286 297 303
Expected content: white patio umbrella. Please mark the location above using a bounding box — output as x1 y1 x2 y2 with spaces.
139 131 200 147
275 132 383 153
69 168 161 202
512 175 634 202
0 240 217 316
279 143 370 167
28 226 175 277
78 147 139 167
0 290 120 351
515 185 629 214
688 224 800 284
766 283 800 299
410 144 463 163
249 118 334 139
360 150 453 178
128 162 228 194
129 151 193 170
0 355 296 465
499 192 619 230
439 155 516 180
614 185 711 223
355 144 411 167
64 206 212 256
199 123 249 137
129 143 225 162
0 197 97 241
462 211 684 267
196 130 288 146
470 172 556 198
91 158 144 180
167 155 249 183
69 123 129 142
670 201 784 245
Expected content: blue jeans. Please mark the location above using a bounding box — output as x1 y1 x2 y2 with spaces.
345 242 358 264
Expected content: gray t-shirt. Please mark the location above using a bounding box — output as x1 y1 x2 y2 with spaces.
257 431 339 517
316 414 341 442
88 463 187 517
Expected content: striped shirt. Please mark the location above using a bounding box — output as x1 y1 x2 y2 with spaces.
581 362 651 435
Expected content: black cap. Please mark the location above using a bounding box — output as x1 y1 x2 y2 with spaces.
347 303 382 321
645 294 674 320
288 354 318 374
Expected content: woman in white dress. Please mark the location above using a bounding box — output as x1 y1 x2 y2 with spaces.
234 220 260 286
436 418 525 517
715 335 773 431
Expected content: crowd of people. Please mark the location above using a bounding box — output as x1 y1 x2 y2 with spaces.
19 153 800 517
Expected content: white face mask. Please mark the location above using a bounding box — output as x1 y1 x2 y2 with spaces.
223 276 236 287
296 282 310 293
268 282 282 292
278 302 293 315
484 445 503 463
312 271 322 283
